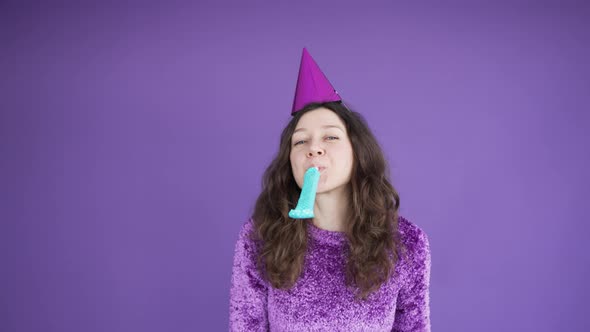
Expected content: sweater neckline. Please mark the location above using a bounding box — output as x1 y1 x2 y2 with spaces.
306 221 347 246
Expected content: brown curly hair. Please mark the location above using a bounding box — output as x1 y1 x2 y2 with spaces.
251 101 403 300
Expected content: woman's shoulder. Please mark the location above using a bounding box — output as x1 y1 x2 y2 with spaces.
232 217 263 262
239 217 255 232
235 217 257 243
396 215 430 258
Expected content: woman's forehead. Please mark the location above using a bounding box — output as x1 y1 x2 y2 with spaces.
294 108 345 132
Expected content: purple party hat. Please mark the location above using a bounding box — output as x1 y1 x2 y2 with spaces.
291 48 342 115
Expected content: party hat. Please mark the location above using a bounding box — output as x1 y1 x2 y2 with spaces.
291 48 341 115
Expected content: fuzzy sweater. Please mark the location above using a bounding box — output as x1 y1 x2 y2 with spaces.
229 216 431 331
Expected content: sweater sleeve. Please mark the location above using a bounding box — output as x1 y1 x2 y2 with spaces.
229 218 269 332
392 225 432 332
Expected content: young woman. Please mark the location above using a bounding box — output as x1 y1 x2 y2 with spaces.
229 49 431 332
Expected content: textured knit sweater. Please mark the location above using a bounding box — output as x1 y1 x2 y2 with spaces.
229 216 431 331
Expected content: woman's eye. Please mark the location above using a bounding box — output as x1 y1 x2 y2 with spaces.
293 136 338 146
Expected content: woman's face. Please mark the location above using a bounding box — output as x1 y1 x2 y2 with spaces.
289 107 354 194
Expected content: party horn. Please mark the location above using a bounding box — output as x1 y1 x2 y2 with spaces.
289 167 320 219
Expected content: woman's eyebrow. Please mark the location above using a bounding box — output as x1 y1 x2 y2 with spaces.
293 125 344 133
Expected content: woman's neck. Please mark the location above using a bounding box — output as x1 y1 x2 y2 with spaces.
312 185 350 232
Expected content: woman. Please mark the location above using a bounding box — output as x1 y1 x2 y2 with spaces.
229 49 431 331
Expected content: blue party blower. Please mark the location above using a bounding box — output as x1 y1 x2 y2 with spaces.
289 167 321 219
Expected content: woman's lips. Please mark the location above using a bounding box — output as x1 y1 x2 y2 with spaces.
311 166 326 174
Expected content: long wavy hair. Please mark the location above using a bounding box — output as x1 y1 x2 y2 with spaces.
251 101 403 300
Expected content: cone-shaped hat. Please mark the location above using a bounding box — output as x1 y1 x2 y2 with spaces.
291 48 341 115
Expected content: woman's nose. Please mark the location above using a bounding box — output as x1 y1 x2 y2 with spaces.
306 146 325 157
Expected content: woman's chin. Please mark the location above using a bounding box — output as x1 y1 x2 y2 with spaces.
315 184 331 195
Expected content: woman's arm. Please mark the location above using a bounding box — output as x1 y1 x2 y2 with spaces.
392 226 432 332
229 218 269 331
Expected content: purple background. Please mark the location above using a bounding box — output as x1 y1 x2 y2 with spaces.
2 2 589 331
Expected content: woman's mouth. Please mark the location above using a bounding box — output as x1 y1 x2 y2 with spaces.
313 167 326 173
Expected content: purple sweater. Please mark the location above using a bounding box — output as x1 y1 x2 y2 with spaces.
229 216 431 331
